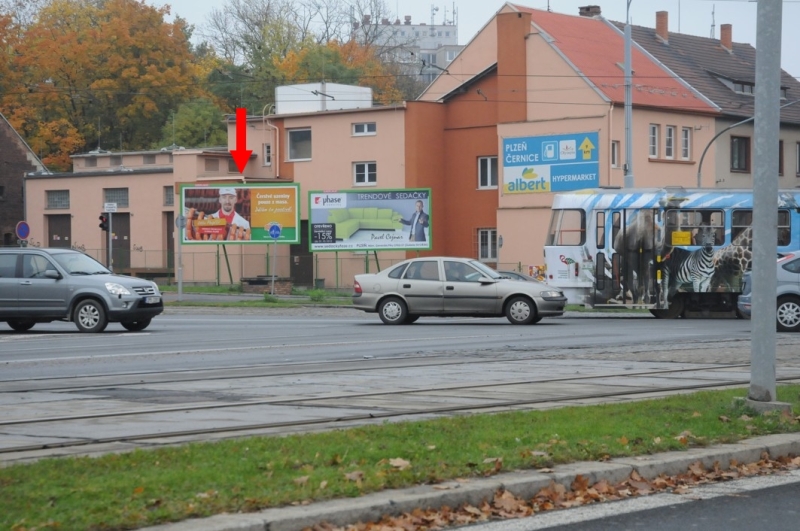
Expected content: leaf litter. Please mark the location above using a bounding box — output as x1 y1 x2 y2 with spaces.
305 454 800 531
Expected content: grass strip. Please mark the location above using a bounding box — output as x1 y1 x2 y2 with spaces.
4 386 799 530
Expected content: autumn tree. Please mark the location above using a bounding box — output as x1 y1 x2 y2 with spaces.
3 0 208 170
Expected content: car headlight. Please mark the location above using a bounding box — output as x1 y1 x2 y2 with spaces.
105 282 131 296
540 291 563 298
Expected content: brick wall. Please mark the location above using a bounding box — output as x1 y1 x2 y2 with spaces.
0 120 40 246
242 277 293 296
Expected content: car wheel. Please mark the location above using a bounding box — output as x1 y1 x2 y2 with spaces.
404 315 419 324
531 316 543 324
649 296 684 319
74 299 108 333
378 297 407 325
505 296 537 325
121 318 152 332
777 296 800 332
7 320 35 332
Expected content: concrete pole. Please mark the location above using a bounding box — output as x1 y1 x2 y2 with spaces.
623 0 634 189
749 0 781 404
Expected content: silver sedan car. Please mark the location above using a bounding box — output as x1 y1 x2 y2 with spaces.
352 257 567 325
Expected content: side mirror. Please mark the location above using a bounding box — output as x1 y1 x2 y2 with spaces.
45 269 62 280
479 276 496 284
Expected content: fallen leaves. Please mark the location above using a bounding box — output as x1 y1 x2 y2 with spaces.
304 454 800 531
389 458 412 471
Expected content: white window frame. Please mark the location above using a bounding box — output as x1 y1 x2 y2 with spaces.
163 186 174 207
263 143 272 166
287 128 312 161
796 142 800 176
681 127 692 160
611 141 620 168
649 124 659 158
665 126 675 159
352 122 377 136
478 229 498 261
478 156 498 189
353 162 377 186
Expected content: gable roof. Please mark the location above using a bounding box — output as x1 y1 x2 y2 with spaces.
509 4 717 115
610 20 800 125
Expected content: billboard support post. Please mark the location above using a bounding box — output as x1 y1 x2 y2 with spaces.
270 240 277 296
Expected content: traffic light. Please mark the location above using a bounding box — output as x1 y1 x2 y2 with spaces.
99 214 109 231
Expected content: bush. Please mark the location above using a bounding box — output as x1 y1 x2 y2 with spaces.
308 289 326 302
263 293 280 303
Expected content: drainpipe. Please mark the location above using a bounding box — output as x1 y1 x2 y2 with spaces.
262 104 280 178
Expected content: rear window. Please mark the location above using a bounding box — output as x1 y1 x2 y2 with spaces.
545 209 585 246
388 263 408 279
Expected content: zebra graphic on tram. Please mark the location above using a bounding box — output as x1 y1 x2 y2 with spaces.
543 187 800 317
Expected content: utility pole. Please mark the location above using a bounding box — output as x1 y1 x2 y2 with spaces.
748 0 784 411
623 0 634 188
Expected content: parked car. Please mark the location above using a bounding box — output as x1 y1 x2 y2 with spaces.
352 257 567 325
0 248 163 333
737 251 800 332
497 270 541 283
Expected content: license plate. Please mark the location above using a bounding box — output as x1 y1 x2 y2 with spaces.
145 296 161 304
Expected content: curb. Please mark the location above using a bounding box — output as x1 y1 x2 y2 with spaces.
138 433 800 531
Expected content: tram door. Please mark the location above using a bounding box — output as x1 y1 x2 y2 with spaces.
608 209 661 306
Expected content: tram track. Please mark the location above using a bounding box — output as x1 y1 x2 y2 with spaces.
4 360 800 458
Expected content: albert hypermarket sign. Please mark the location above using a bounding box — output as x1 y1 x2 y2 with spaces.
502 132 600 193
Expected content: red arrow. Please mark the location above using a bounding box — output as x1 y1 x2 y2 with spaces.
230 108 252 173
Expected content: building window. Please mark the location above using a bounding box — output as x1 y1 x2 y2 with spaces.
353 122 377 136
85 157 97 168
168 153 173 163
46 190 69 209
665 126 675 159
204 158 219 172
681 128 692 160
263 144 272 166
354 162 377 185
445 50 457 62
611 141 620 168
288 128 311 160
227 159 239 173
779 140 784 176
731 136 750 172
143 154 156 164
733 82 754 95
110 155 122 166
163 186 174 207
478 156 498 189
104 188 129 207
0 185 4 200
796 142 800 176
478 229 497 261
649 124 659 158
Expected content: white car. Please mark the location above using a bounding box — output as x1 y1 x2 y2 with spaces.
352 257 566 325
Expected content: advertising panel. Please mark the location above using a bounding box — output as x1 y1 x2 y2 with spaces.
502 132 600 194
309 189 432 251
179 183 300 244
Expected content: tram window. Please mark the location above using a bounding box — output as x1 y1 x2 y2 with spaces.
732 210 752 243
731 209 790 246
779 210 791 246
666 209 724 246
596 211 605 249
545 209 585 246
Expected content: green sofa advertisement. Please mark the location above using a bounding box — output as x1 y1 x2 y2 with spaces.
309 189 432 251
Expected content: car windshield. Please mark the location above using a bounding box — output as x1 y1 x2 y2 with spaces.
469 260 503 279
53 253 110 275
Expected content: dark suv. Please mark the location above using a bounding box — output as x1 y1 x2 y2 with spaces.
0 248 163 333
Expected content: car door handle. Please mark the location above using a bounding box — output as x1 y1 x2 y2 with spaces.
403 284 411 288
446 286 454 290
19 280 32 286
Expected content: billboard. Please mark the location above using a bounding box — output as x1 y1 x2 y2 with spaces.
502 132 600 194
309 189 432 252
179 183 300 244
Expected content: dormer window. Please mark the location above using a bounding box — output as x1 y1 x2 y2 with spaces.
733 82 754 95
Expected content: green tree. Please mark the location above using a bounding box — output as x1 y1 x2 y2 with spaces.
156 99 228 149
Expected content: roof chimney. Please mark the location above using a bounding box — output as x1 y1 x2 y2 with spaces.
362 14 371 25
578 5 601 17
656 11 668 42
720 24 732 51
404 15 411 25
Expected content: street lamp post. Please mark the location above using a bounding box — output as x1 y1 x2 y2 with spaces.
623 0 634 188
